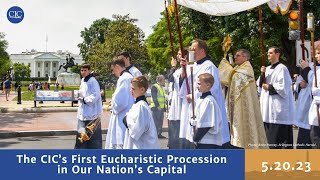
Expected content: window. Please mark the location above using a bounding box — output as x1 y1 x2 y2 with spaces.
45 74 48 78
46 63 48 67
28 63 31 67
53 62 56 68
53 71 56 77
38 63 40 68
38 71 40 77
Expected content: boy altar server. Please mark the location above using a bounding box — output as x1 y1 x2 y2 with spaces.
123 76 160 149
191 73 226 149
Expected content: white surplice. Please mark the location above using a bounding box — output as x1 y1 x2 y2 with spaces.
128 65 142 77
168 68 183 121
123 100 160 149
105 72 135 149
309 67 320 127
194 95 223 145
179 59 230 144
294 75 312 129
258 63 295 125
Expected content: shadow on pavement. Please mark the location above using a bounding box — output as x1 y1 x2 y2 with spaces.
0 113 47 129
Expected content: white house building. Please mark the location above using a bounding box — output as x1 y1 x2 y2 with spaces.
10 50 84 78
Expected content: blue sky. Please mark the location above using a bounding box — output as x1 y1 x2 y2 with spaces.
0 0 164 54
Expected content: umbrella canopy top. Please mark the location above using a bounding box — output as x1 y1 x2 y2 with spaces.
177 0 271 16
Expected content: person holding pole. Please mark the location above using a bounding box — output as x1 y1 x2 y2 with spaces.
167 48 188 149
177 48 194 149
179 39 230 148
300 44 320 149
294 59 316 149
258 46 295 149
190 73 225 149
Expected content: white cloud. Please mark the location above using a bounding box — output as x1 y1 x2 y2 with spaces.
0 0 164 54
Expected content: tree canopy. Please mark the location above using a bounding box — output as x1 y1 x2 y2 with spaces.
0 33 11 79
13 63 31 81
78 18 111 61
146 1 320 78
78 15 150 82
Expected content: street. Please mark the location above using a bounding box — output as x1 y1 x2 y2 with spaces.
0 133 169 149
0 111 297 149
0 111 169 149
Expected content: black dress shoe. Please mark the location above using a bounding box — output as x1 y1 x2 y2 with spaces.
158 134 166 139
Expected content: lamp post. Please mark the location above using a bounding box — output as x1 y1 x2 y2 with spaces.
17 84 21 104
17 74 22 104
17 69 27 105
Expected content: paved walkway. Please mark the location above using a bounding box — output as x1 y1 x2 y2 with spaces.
0 91 80 113
0 92 169 138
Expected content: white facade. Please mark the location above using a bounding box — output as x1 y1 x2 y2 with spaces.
10 51 84 78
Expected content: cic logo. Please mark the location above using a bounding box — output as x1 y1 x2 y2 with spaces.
7 6 24 24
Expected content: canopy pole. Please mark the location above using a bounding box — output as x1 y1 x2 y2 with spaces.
173 0 190 94
164 0 175 58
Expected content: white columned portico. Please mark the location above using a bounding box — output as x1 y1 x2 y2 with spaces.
33 61 36 77
50 61 53 77
42 61 45 77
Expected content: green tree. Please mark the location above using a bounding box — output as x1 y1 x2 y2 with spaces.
106 15 150 73
78 18 111 61
146 10 193 78
84 14 150 81
148 2 320 78
70 64 81 75
0 33 11 78
178 5 290 76
13 63 31 81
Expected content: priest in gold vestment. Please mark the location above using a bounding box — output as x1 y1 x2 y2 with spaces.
218 49 268 149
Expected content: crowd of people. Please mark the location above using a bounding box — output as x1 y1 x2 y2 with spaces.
71 39 320 149
2 39 318 149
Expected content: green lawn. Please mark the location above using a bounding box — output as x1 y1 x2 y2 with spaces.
12 81 114 101
13 87 114 101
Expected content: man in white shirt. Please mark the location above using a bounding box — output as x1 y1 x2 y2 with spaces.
179 39 230 148
75 63 103 149
294 60 318 149
300 44 320 149
105 58 135 149
258 46 295 149
167 48 188 149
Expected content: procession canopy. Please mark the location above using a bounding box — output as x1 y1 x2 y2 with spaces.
176 0 271 16
267 0 292 15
